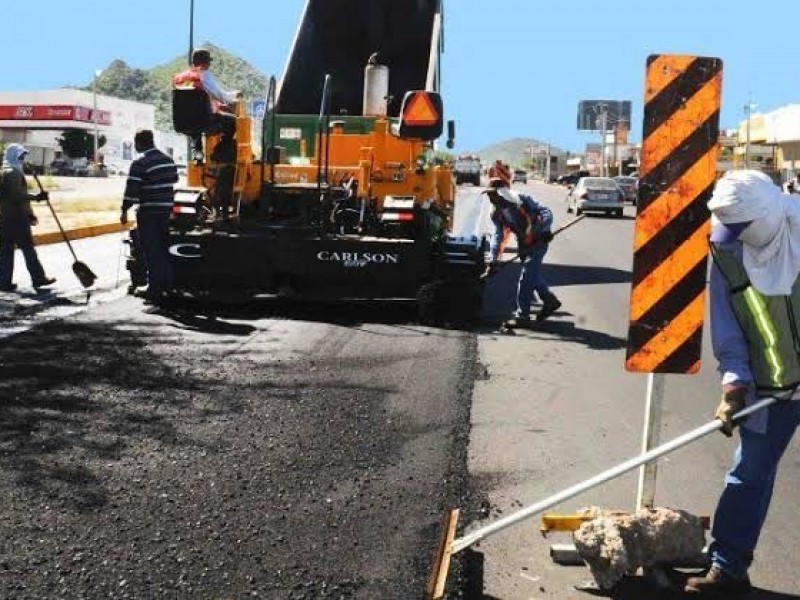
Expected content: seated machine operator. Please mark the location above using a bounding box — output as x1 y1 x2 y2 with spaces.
173 48 240 163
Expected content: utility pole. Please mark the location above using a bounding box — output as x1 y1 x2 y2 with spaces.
545 143 551 182
188 0 195 64
597 103 608 177
187 0 195 163
92 69 101 166
744 94 756 169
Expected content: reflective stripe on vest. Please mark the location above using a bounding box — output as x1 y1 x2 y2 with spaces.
741 287 784 387
711 243 800 392
173 67 204 90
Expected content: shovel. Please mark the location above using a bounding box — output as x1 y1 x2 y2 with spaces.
481 213 587 280
32 173 98 289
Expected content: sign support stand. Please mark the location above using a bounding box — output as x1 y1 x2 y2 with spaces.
636 372 666 510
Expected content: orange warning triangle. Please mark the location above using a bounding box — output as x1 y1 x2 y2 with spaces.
403 92 438 126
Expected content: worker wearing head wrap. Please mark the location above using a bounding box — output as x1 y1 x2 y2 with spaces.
484 163 560 328
0 144 55 292
685 170 800 595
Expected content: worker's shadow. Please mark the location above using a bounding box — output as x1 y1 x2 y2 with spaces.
481 262 632 336
147 304 257 336
462 551 800 599
567 571 800 599
512 316 626 351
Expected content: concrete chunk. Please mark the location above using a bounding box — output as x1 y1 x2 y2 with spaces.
572 506 707 590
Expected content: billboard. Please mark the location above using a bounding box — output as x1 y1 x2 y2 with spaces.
0 104 112 125
577 100 631 131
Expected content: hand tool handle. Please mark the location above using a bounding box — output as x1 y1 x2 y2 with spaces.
32 173 79 262
451 396 777 554
490 214 587 270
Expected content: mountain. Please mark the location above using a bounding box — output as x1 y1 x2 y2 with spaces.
84 43 270 131
475 137 567 168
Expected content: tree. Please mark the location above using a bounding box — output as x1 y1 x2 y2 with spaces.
57 128 107 160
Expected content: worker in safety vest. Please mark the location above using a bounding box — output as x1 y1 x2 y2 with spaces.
485 163 560 328
173 48 240 162
684 170 800 596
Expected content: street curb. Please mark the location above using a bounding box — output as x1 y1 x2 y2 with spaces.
33 222 132 246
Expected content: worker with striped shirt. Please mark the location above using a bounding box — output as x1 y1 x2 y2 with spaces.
120 130 179 298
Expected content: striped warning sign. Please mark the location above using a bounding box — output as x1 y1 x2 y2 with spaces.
625 55 723 374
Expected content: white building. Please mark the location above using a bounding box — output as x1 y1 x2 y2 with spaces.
0 89 187 170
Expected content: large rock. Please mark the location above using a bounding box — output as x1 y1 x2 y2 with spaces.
573 506 707 590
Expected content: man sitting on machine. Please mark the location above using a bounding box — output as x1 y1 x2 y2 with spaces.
173 48 240 163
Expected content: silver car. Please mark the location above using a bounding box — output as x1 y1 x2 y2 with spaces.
613 175 638 204
566 177 625 217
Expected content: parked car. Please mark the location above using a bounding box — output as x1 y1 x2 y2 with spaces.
566 176 626 217
22 164 45 175
47 159 76 176
512 169 528 184
613 175 638 204
105 162 127 176
557 169 590 186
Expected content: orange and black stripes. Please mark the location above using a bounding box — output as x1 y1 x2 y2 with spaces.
625 55 723 374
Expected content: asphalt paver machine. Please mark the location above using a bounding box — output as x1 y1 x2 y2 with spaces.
127 0 487 323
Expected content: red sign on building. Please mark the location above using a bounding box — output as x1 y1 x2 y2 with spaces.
0 104 112 125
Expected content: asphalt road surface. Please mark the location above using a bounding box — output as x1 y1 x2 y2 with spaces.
0 295 475 598
1 181 799 599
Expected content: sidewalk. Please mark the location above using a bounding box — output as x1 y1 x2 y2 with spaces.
0 231 131 339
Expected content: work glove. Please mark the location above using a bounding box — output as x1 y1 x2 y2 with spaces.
539 230 554 244
35 190 49 202
120 209 128 225
715 385 749 437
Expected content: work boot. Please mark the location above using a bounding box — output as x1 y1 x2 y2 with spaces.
536 298 562 323
33 277 56 289
503 316 532 329
684 565 752 596
0 283 18 292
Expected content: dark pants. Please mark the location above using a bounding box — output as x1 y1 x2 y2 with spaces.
0 214 47 287
137 211 173 291
190 112 237 156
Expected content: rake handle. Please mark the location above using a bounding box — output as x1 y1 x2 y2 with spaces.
32 173 79 262
450 396 777 554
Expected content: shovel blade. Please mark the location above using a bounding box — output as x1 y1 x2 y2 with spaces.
73 261 97 289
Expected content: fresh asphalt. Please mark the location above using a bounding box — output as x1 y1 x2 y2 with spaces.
1 183 799 598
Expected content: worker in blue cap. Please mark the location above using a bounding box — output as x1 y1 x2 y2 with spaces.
0 144 56 292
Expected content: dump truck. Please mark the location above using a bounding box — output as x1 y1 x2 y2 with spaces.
453 155 482 186
126 0 487 323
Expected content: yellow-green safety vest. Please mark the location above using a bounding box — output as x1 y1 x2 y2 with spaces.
711 243 800 393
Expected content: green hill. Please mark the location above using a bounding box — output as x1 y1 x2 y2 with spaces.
84 43 270 131
476 137 565 169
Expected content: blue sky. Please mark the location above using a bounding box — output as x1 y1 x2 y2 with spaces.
1 1 797 153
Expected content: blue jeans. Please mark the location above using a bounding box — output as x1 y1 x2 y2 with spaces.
710 400 800 578
0 214 47 286
515 243 557 319
136 211 173 291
